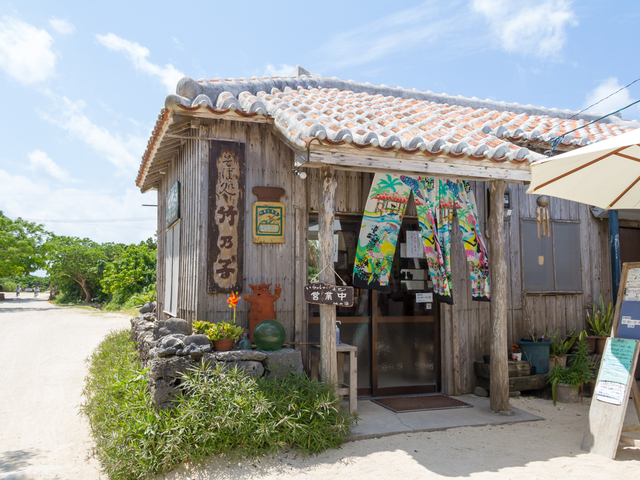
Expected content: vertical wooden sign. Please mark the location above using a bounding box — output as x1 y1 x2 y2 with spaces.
207 141 245 293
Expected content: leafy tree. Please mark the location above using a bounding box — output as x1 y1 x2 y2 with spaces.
46 235 122 303
101 238 157 304
0 211 49 277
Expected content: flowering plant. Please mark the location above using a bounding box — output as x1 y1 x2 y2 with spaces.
227 291 241 324
206 322 244 342
511 344 522 354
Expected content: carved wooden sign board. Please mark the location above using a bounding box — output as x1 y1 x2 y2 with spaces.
166 181 180 227
207 140 245 293
582 262 640 459
304 282 354 307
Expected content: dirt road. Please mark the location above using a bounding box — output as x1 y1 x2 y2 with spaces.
2 295 640 480
0 294 130 480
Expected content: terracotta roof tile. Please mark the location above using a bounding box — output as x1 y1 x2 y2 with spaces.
138 70 639 187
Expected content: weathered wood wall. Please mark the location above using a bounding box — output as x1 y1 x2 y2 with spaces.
156 129 612 396
157 120 308 343
157 137 203 322
440 182 612 395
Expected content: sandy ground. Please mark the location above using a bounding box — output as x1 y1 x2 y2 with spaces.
0 294 130 480
2 294 640 480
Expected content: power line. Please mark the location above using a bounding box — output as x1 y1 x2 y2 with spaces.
23 217 156 223
0 192 139 196
569 76 640 119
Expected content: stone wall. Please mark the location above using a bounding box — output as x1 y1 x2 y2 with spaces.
130 311 303 410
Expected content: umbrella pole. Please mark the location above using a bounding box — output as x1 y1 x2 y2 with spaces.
610 210 622 304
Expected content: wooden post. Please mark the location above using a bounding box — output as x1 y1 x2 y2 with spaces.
318 166 338 385
489 180 510 414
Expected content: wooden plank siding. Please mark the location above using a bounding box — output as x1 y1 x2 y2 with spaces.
440 182 612 395
157 119 306 343
155 123 612 396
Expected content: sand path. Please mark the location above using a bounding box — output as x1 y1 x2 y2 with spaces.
2 294 640 479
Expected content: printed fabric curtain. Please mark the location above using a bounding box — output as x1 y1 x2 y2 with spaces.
353 173 490 304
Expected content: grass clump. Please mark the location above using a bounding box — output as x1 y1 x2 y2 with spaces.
82 330 354 480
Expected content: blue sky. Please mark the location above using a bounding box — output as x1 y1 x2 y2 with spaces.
0 0 638 244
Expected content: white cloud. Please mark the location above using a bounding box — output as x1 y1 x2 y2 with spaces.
96 33 184 93
583 78 640 120
0 16 56 83
39 92 147 175
0 169 157 244
27 150 78 183
472 0 577 58
264 64 296 77
48 18 74 35
317 2 462 69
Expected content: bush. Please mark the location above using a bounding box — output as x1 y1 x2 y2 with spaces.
82 330 354 480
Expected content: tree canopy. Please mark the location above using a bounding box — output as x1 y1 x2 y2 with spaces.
101 238 157 303
0 211 49 278
45 235 122 303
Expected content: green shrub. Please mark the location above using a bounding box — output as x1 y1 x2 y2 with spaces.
82 330 354 480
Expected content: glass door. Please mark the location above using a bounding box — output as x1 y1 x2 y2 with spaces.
307 215 440 396
371 220 439 395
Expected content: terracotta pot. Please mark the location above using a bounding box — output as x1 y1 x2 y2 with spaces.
550 356 567 367
585 336 597 354
213 339 234 351
595 337 607 356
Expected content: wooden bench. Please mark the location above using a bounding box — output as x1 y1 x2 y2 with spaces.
310 343 358 414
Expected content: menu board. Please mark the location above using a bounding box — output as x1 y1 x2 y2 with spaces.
617 268 640 340
594 338 637 405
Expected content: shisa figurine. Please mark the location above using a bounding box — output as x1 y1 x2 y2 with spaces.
245 283 281 341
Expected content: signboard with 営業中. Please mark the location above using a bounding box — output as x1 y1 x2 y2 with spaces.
304 282 354 307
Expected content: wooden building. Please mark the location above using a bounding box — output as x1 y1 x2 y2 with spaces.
136 66 637 403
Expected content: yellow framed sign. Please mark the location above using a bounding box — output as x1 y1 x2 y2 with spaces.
252 201 285 243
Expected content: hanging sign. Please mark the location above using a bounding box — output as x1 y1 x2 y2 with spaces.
166 181 180 227
304 282 354 307
207 141 245 293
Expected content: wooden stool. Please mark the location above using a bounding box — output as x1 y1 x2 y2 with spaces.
310 343 357 414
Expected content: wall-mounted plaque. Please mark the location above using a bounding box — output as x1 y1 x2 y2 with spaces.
166 181 180 227
207 141 245 293
253 202 285 243
304 282 354 307
252 186 285 244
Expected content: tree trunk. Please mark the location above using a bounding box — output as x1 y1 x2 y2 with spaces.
78 278 91 304
318 166 338 386
489 180 510 414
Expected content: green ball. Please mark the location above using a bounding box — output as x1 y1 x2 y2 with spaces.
253 319 285 351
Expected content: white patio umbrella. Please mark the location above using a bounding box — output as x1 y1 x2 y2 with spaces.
527 128 640 209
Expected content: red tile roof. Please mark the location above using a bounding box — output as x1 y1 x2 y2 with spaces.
136 68 638 188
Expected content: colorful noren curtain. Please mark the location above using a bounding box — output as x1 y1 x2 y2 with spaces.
353 173 490 304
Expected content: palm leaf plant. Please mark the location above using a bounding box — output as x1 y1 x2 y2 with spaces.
550 329 576 359
586 295 614 337
547 332 594 405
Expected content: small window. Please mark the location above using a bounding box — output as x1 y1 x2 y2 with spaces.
521 220 581 292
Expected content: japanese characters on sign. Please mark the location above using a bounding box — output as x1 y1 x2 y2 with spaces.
252 202 285 244
166 181 180 227
304 282 354 307
207 141 245 293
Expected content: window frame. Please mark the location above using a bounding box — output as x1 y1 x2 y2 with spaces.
519 217 583 294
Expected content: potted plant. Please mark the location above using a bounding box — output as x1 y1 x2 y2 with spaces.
510 344 522 361
206 322 244 351
550 329 576 367
547 332 594 405
192 292 245 351
586 295 613 355
518 291 553 374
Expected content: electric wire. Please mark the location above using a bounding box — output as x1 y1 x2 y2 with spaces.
569 76 640 119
